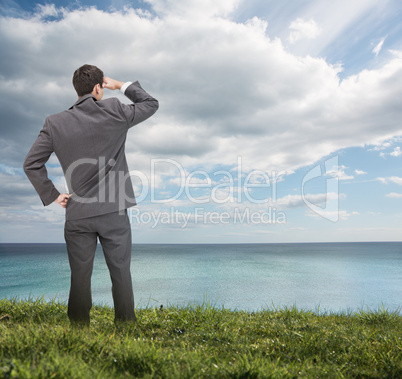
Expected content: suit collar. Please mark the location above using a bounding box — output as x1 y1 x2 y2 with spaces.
69 94 97 109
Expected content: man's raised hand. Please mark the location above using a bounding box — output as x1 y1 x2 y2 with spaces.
103 77 124 91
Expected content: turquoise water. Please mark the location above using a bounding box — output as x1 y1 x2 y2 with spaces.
0 242 401 313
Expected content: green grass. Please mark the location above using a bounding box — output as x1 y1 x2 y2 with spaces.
0 298 401 378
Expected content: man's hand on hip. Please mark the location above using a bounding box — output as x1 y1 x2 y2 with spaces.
55 193 70 208
103 77 124 91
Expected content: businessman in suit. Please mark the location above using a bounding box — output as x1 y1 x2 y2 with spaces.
23 64 159 325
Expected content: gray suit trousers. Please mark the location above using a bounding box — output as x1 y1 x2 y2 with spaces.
64 210 135 324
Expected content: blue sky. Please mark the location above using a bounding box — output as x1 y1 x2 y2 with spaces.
1 0 402 243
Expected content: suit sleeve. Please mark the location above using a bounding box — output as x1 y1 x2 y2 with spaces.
120 81 159 128
23 119 60 206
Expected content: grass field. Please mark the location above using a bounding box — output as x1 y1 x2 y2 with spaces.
0 298 401 378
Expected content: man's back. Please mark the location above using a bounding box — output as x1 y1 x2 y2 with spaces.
24 81 159 220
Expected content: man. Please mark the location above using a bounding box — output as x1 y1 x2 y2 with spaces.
23 64 159 325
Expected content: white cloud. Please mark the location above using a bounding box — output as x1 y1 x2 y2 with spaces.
34 4 60 19
369 141 392 151
145 0 240 19
372 36 386 56
377 176 402 185
273 192 340 209
215 192 341 213
306 209 359 220
288 18 321 44
390 146 402 157
390 50 402 59
1 5 402 179
327 165 354 180
372 139 402 157
386 192 402 198
355 169 367 175
276 0 382 57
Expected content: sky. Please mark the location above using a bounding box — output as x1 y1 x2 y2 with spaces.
1 0 402 243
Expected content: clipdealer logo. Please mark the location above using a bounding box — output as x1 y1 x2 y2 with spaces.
63 155 340 224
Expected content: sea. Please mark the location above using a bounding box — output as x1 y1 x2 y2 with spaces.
0 242 401 314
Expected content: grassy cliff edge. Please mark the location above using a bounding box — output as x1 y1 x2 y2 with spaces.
1 298 401 378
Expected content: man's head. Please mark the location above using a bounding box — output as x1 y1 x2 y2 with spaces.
72 64 104 99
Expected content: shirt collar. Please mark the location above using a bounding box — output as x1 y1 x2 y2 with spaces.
69 94 97 110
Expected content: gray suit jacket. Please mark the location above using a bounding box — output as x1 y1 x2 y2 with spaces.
23 81 159 220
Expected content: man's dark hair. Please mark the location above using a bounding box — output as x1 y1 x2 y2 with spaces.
72 64 104 97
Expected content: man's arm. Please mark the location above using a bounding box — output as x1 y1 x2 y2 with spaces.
103 76 159 127
23 119 63 207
